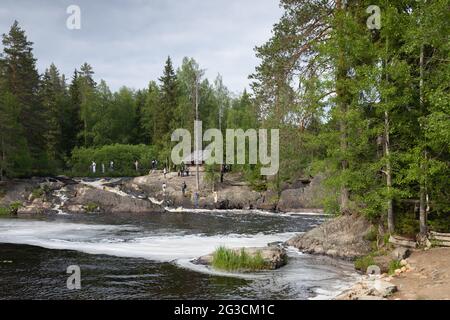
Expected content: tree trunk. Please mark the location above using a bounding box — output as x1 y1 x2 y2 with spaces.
336 0 349 213
385 111 394 233
419 44 428 235
384 37 395 233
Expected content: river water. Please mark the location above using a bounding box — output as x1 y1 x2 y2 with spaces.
0 210 359 300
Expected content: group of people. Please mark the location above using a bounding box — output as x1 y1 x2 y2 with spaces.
177 162 190 177
90 161 114 174
89 159 168 174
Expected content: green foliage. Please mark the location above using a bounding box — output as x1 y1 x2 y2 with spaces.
0 201 22 215
31 187 45 199
0 207 10 216
363 227 378 242
354 255 375 272
429 214 450 233
69 144 157 177
388 260 402 275
395 212 420 237
83 202 100 213
211 246 268 272
204 164 221 191
243 165 267 192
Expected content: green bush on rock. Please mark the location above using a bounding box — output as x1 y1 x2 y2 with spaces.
211 246 268 272
0 201 22 215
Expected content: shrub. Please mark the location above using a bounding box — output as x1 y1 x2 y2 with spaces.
363 227 378 242
395 213 420 237
31 187 45 199
211 246 268 272
0 201 22 215
429 214 450 233
354 254 375 272
69 144 158 177
388 260 402 275
0 207 9 216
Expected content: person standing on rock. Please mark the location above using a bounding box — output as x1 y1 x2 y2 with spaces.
92 161 96 174
163 167 167 179
162 182 167 196
110 161 114 172
182 181 187 197
135 160 139 172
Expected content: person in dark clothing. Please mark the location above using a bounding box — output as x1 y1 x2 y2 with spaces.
181 181 187 197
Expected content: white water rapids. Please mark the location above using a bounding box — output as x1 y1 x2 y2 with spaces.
0 219 296 263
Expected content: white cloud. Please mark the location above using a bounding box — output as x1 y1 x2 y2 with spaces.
0 0 282 93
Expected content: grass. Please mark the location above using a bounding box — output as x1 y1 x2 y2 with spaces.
388 260 402 275
211 246 268 272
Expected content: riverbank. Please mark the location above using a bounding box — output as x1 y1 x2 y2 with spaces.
389 247 450 300
335 247 450 300
0 171 326 214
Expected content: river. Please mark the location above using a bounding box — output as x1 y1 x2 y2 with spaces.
0 210 359 299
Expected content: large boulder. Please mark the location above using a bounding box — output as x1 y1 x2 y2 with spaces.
286 214 373 260
391 247 411 261
276 175 325 212
217 185 261 209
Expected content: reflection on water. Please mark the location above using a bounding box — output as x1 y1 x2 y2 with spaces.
0 211 359 300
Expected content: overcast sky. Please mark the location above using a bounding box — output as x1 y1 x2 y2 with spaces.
0 0 282 93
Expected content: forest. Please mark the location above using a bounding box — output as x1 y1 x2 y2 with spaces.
0 0 449 234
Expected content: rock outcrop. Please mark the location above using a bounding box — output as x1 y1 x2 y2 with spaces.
276 175 325 212
1 172 328 214
286 214 373 260
62 184 164 214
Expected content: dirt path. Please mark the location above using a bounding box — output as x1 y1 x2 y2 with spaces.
390 247 450 300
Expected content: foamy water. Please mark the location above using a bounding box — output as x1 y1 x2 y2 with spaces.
0 219 296 262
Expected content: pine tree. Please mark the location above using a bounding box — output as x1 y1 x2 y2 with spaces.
78 62 97 146
156 56 178 144
1 20 47 172
0 90 31 178
65 69 83 153
40 63 66 164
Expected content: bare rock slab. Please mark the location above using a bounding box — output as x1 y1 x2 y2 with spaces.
286 214 373 260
